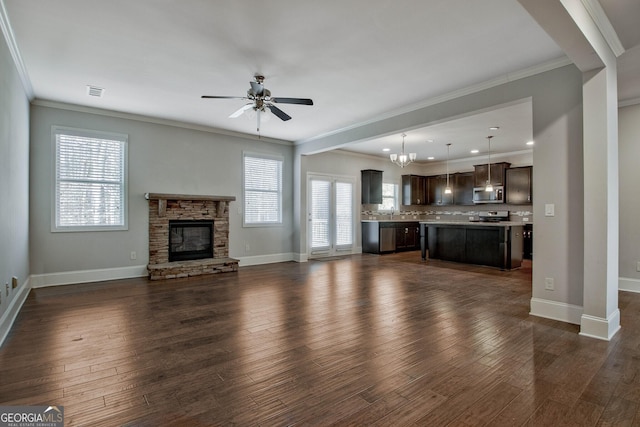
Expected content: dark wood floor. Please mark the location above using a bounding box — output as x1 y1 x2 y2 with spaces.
1 252 639 426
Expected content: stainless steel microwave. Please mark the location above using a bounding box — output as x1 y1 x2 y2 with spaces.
473 186 504 204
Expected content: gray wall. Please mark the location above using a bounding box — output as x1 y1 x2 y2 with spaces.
29 104 295 278
0 28 30 335
296 64 584 322
619 103 640 286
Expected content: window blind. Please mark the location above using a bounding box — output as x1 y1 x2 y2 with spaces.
54 127 127 230
335 181 353 246
310 179 330 248
244 154 283 225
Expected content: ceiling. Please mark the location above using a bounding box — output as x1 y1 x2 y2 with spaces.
3 0 639 162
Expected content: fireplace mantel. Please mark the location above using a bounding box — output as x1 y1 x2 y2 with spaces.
145 193 236 217
145 193 236 202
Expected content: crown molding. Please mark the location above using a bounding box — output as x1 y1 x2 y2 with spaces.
0 0 34 99
619 96 640 108
32 99 292 146
295 57 572 146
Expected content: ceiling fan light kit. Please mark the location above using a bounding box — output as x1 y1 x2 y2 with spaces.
202 75 313 133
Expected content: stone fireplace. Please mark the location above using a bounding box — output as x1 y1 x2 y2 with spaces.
146 193 238 280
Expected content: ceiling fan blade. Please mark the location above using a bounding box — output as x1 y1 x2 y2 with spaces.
201 95 245 99
272 97 314 105
229 104 254 118
268 105 292 121
249 81 264 96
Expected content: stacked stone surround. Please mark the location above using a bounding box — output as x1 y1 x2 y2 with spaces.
146 193 238 280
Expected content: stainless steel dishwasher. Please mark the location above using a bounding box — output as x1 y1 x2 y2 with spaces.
379 226 396 252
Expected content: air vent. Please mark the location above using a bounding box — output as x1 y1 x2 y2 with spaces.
86 85 104 97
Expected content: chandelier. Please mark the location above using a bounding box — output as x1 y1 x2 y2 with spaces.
390 133 416 168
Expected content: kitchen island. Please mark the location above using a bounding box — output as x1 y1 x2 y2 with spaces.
420 220 524 270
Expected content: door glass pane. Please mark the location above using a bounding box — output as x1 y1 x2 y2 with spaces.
311 180 330 249
335 181 353 246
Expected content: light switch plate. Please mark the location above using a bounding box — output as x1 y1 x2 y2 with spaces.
545 204 555 217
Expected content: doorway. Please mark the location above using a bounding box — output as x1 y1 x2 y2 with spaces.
307 174 355 258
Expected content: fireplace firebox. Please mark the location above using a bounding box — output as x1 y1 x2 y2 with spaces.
169 220 214 262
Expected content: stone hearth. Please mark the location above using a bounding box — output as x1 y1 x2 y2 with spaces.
146 193 238 280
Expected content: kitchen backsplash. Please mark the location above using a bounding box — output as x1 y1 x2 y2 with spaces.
361 204 533 223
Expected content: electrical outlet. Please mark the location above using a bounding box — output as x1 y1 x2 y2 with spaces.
523 217 529 222
436 216 441 220
12 277 18 289
130 251 137 260
544 277 555 291
637 261 640 272
245 243 250 252
5 283 9 296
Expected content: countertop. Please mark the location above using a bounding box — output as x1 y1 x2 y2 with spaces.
362 219 530 226
419 220 526 227
361 218 423 223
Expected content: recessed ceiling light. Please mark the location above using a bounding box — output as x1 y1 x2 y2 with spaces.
428 156 435 160
426 139 434 143
471 149 479 154
526 141 534 146
382 148 390 152
489 126 499 130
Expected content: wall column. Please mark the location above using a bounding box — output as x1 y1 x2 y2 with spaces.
580 64 620 339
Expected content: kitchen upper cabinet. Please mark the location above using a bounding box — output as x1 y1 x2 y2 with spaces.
506 166 532 204
473 162 511 187
402 175 426 205
454 172 475 205
361 169 383 204
427 175 454 206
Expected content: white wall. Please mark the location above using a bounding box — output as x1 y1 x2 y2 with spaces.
619 103 640 292
0 27 30 343
29 104 295 284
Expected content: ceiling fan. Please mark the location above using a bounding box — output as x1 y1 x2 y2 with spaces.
201 75 313 133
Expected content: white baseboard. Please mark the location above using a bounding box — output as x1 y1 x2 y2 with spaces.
237 253 295 267
580 310 621 341
30 265 148 288
530 297 583 325
293 252 308 263
0 277 31 348
620 277 640 293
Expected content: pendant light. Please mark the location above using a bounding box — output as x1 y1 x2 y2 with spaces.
485 135 494 192
444 143 452 194
390 133 416 168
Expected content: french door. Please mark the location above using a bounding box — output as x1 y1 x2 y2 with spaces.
308 174 355 258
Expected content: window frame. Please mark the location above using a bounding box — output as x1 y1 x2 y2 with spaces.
242 152 283 227
51 125 128 232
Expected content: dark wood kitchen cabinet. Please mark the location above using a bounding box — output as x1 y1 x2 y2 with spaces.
361 169 383 204
402 175 426 205
454 172 474 205
505 166 532 204
395 223 420 251
474 162 511 187
427 175 454 206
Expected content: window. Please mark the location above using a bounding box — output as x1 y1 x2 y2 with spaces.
243 153 283 225
379 182 398 211
53 126 128 231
